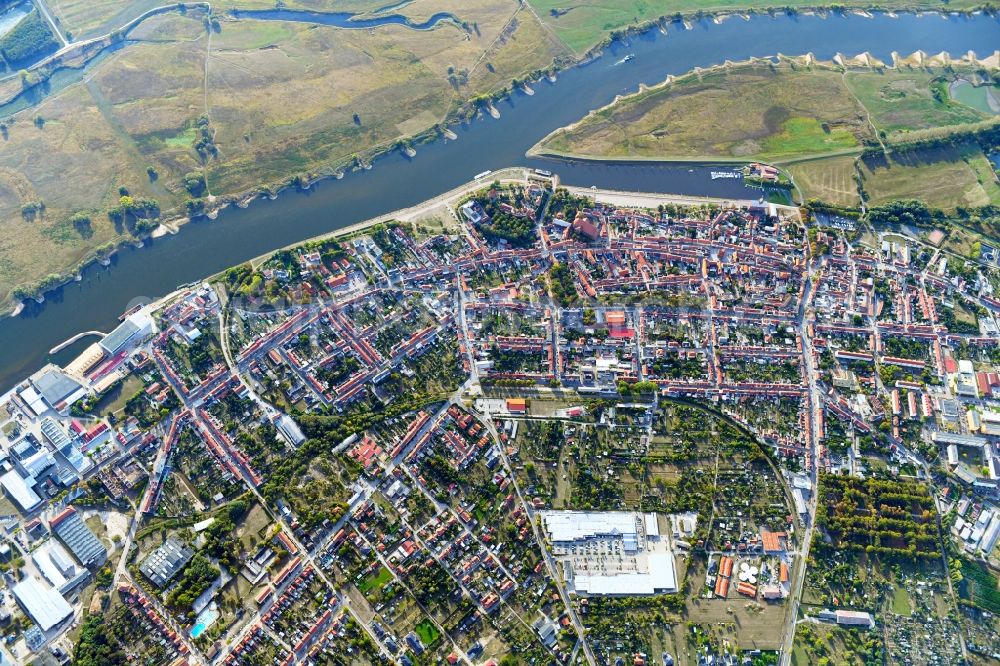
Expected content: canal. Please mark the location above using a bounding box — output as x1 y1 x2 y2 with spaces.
0 11 997 391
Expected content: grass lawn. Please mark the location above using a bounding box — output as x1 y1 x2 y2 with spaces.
860 142 1000 210
786 155 860 207
414 618 441 648
940 224 981 258
761 117 858 157
685 559 790 650
236 503 273 552
891 586 912 616
358 565 393 595
92 373 145 418
844 68 992 136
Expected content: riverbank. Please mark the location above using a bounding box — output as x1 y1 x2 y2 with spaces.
0 0 574 315
0 10 994 394
174 166 784 306
0 8 994 318
217 167 532 278
538 3 996 57
530 51 1000 207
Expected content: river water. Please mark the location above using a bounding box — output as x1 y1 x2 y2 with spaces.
0 11 997 392
229 8 460 30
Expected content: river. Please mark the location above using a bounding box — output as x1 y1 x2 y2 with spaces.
0 11 996 392
228 8 460 30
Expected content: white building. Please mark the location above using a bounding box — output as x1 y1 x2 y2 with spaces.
12 577 72 632
540 511 677 596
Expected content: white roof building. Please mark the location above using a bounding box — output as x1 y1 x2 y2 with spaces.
542 511 643 551
571 552 677 596
835 609 875 628
981 514 1000 554
12 577 73 632
541 511 677 596
0 470 41 512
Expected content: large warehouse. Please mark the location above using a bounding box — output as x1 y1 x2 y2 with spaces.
49 507 107 569
540 511 677 596
12 577 73 632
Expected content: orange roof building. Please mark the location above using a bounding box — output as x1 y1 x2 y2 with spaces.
506 398 527 413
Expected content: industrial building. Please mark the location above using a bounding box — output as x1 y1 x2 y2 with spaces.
540 511 677 596
12 577 73 632
835 609 875 628
99 312 154 356
49 507 106 569
27 368 87 413
0 470 41 512
140 537 194 588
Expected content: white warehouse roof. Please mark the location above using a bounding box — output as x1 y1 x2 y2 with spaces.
572 552 677 595
0 470 41 512
12 577 73 632
541 511 642 543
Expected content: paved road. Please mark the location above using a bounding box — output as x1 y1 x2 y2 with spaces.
33 0 67 46
476 412 598 666
779 254 820 664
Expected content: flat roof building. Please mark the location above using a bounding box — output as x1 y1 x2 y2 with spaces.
99 313 153 356
12 577 72 632
33 542 76 588
541 511 677 596
0 470 41 512
835 609 874 628
32 369 86 412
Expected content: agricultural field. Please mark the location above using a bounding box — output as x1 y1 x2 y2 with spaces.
859 143 1000 210
45 0 162 41
0 8 58 65
44 0 477 41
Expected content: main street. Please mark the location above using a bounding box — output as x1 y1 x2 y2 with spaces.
779 250 821 665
